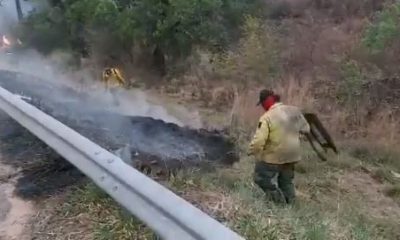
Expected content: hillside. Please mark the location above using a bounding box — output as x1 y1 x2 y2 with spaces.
0 0 400 239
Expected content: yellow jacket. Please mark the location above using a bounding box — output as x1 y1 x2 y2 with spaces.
102 68 126 89
248 103 310 164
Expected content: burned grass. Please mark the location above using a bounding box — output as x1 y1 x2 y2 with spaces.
0 122 155 240
0 70 240 172
5 113 398 240
0 113 85 200
1 70 399 239
0 68 240 203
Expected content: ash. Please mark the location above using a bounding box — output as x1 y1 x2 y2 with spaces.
0 70 239 172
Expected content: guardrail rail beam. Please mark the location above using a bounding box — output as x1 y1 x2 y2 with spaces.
0 85 245 240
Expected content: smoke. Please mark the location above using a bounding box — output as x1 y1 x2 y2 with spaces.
0 48 203 127
0 1 202 130
0 0 34 32
0 2 240 181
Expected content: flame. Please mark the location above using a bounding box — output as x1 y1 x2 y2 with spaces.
2 35 11 46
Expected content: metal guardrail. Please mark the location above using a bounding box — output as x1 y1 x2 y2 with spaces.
0 85 245 240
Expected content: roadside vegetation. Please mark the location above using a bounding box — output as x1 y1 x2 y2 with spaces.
3 0 400 239
30 141 400 240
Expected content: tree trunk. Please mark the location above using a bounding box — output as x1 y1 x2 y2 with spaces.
153 46 166 77
15 0 23 21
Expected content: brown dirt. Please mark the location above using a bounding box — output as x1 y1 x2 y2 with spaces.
339 169 400 220
0 183 34 240
0 162 34 240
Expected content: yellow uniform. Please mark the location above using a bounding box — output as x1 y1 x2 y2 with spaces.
101 67 126 105
102 67 126 89
248 103 310 164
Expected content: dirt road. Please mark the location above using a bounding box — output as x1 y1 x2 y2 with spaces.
0 162 33 240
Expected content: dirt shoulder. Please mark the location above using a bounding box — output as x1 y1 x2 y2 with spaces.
0 161 34 240
0 111 85 240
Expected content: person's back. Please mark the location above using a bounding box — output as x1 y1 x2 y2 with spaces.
259 103 309 164
101 67 126 106
248 89 310 204
102 67 126 89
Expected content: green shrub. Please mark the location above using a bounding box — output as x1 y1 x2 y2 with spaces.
363 3 400 53
212 16 280 87
338 59 364 105
17 0 266 73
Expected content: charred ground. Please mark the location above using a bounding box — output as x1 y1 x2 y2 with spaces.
0 69 238 199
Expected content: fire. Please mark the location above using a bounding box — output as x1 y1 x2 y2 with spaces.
2 35 11 46
0 35 20 51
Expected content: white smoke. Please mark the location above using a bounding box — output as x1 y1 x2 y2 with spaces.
0 1 202 128
0 48 203 128
0 0 34 32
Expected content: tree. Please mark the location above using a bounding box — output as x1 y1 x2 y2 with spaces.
18 0 266 75
15 0 23 21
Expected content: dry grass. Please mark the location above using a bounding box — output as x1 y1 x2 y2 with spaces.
24 1 400 238
179 70 400 156
273 76 316 110
34 134 398 240
30 183 157 240
363 109 400 147
30 116 400 240
31 191 94 240
384 184 400 204
165 151 400 240
62 183 156 240
150 0 399 148
224 76 317 147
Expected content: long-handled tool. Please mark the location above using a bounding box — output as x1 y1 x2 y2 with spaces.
303 112 339 161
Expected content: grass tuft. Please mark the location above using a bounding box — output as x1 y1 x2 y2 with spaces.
63 183 156 240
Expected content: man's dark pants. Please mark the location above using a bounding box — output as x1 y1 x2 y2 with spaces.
254 161 295 204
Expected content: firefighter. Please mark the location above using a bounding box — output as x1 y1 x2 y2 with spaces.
101 67 126 106
247 89 310 204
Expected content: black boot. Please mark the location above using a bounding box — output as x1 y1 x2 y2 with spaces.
268 189 287 205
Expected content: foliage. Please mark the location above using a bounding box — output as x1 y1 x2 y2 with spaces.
18 0 266 71
15 7 70 54
363 2 400 53
212 16 280 87
338 59 364 105
356 2 400 78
